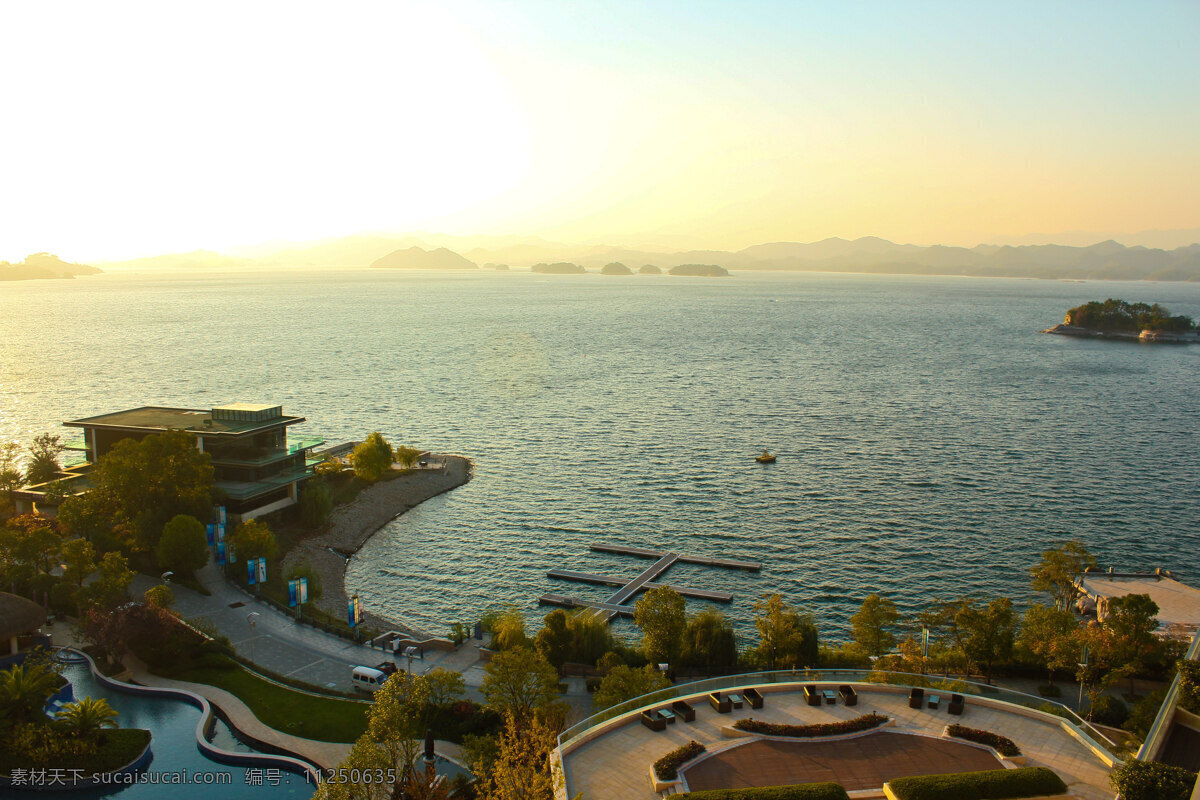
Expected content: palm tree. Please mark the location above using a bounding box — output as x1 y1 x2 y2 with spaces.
0 663 61 723
57 696 119 740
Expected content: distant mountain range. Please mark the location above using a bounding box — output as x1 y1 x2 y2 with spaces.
84 231 1200 282
0 253 101 281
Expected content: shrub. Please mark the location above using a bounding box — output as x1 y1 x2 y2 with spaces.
946 724 1021 757
1089 694 1128 727
677 783 850 800
654 740 705 781
1178 659 1200 715
887 767 1067 800
1037 684 1061 698
1110 760 1197 800
733 712 887 738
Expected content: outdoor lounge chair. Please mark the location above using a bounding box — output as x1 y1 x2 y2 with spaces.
804 685 822 707
672 699 696 722
909 687 924 709
838 685 857 706
640 710 667 731
708 692 732 713
948 693 965 715
744 688 764 709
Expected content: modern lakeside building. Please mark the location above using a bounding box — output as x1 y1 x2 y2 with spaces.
14 403 324 521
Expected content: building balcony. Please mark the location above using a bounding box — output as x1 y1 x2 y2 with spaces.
214 464 312 501
208 435 325 468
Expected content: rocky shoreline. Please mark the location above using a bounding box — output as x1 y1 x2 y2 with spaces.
280 455 473 638
1042 323 1200 343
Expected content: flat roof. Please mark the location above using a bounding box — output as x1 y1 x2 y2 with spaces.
1077 573 1200 640
65 406 304 435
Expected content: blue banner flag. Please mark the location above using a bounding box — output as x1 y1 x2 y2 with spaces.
288 579 298 607
247 560 257 585
216 542 226 565
206 523 215 545
256 558 267 584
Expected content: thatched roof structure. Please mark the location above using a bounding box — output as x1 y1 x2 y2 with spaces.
0 592 46 640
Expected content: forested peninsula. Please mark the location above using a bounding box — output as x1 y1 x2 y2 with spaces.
1044 299 1198 342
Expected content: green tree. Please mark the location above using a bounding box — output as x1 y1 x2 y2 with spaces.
475 711 562 800
633 586 686 666
425 667 466 707
955 597 1017 684
25 433 64 485
58 696 119 740
298 478 333 528
480 646 559 720
489 606 529 651
1030 541 1096 608
351 432 393 481
144 583 175 609
850 594 901 657
229 518 277 561
1109 759 1197 800
0 441 24 497
0 661 60 723
592 664 671 710
534 609 573 669
155 514 209 575
1018 603 1080 686
752 593 819 669
58 429 214 554
1103 593 1161 694
566 610 613 667
314 670 447 800
82 551 135 611
680 607 738 673
60 537 96 586
393 445 422 468
0 514 63 593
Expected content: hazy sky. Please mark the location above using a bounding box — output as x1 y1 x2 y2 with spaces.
2 1 1198 261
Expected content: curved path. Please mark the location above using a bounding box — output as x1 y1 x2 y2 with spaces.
282 455 473 637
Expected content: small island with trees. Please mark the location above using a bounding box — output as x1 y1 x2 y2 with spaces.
1044 299 1199 343
668 263 730 277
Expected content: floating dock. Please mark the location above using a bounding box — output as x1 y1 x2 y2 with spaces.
546 569 733 602
538 543 761 623
589 543 762 572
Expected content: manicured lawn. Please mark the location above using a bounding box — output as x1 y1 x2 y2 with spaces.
172 664 368 743
0 727 151 777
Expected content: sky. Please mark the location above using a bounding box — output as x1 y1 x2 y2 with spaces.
1 0 1198 262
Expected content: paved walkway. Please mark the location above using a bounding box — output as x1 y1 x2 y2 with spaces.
131 556 595 718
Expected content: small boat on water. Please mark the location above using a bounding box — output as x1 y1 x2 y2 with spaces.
755 449 776 464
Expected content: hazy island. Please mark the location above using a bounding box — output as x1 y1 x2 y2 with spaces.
669 263 730 277
600 261 633 275
638 264 662 274
531 261 586 274
370 245 478 270
0 253 101 281
1044 298 1199 342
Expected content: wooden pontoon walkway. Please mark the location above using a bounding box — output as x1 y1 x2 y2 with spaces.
589 543 762 572
546 569 733 602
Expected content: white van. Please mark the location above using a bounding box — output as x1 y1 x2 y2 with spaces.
351 666 387 692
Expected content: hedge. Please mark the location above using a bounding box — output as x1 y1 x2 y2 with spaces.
946 724 1021 757
654 740 706 780
887 767 1067 800
676 783 851 800
733 712 887 738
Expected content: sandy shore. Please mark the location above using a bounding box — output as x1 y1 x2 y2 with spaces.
281 455 472 638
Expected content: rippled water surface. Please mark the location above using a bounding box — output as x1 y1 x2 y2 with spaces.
3 269 1198 639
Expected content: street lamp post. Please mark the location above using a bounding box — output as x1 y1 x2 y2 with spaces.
247 612 261 663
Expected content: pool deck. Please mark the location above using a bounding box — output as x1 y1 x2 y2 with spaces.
561 685 1115 800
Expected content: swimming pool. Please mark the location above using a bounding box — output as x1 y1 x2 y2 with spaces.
5 654 315 799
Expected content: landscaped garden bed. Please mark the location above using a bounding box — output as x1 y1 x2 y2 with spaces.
945 724 1021 757
733 712 888 738
654 740 706 781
